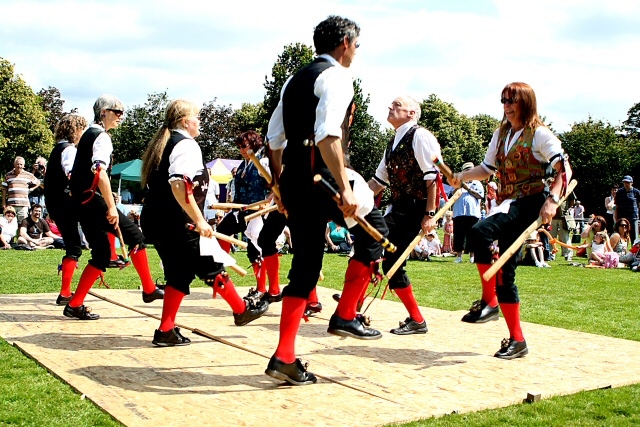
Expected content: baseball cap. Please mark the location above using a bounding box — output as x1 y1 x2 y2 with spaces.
622 175 633 183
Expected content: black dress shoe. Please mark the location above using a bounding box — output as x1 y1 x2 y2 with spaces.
303 302 323 317
461 299 499 323
234 299 269 326
106 256 129 269
265 356 317 386
245 287 265 302
332 293 341 303
142 287 165 303
56 293 73 306
390 317 428 335
260 292 282 304
152 327 191 347
494 337 528 359
327 314 382 340
63 304 100 320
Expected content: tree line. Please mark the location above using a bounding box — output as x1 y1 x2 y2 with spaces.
2 48 640 216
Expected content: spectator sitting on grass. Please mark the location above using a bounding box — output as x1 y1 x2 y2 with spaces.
411 230 441 260
0 206 19 248
17 204 62 249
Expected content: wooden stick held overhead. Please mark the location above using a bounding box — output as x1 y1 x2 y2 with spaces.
482 179 578 281
313 174 396 253
385 188 463 280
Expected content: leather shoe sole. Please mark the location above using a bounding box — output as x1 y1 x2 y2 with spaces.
327 314 382 340
265 356 317 386
142 287 165 303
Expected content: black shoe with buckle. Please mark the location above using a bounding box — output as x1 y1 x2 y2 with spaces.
245 287 265 302
63 304 100 320
234 298 269 326
152 327 191 347
304 302 323 317
260 292 282 304
265 356 317 386
390 317 428 335
461 299 499 323
56 293 73 306
494 337 528 359
142 286 165 303
106 256 128 269
327 314 382 340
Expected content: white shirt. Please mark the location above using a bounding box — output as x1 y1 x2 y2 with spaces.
167 129 204 180
267 54 353 150
373 121 441 186
89 124 112 168
57 140 77 175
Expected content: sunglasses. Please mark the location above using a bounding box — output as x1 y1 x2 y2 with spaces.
108 109 124 117
621 224 629 228
500 97 517 105
5 212 15 217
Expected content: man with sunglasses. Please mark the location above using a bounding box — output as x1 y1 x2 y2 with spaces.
65 95 164 321
450 82 572 360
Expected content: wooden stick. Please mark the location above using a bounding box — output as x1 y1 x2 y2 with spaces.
244 204 278 222
313 174 396 253
432 156 482 199
385 188 463 279
246 149 281 200
115 225 130 262
482 179 578 281
241 199 270 211
186 223 249 249
208 202 249 210
227 264 247 276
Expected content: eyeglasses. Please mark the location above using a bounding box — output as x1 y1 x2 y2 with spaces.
500 97 517 105
108 109 124 117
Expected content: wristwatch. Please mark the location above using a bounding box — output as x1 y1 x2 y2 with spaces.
425 210 436 218
548 194 560 204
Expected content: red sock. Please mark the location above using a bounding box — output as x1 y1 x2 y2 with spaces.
274 296 306 363
500 302 524 341
130 248 156 294
476 263 498 308
308 287 318 305
394 286 424 323
69 264 102 307
60 258 77 297
108 232 118 261
218 240 231 253
159 286 185 332
263 253 281 295
252 262 267 293
213 273 246 314
337 259 370 320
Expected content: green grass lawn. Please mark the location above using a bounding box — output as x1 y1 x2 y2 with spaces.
1 247 639 426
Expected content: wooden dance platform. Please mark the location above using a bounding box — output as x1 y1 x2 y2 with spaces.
1 287 640 426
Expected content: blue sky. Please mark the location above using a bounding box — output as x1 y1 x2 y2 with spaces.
2 0 640 133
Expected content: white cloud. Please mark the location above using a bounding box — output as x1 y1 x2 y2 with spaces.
1 0 639 132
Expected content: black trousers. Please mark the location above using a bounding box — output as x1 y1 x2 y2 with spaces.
452 215 480 254
75 194 145 271
257 210 287 258
381 199 426 289
468 192 546 303
280 175 387 299
216 210 261 263
48 199 82 261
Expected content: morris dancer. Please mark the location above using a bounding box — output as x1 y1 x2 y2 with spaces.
44 114 88 305
368 95 442 335
264 15 388 386
450 82 572 359
64 95 164 320
140 100 268 346
216 131 283 303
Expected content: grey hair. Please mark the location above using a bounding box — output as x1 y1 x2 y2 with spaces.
93 94 125 124
404 96 421 121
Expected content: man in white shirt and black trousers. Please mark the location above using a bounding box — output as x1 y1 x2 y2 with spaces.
264 15 389 386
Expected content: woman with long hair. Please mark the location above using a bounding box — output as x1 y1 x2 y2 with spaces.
141 100 268 346
450 82 572 359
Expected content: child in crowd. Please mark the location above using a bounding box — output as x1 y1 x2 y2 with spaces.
442 210 453 254
412 230 441 261
525 230 550 268
589 231 613 266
